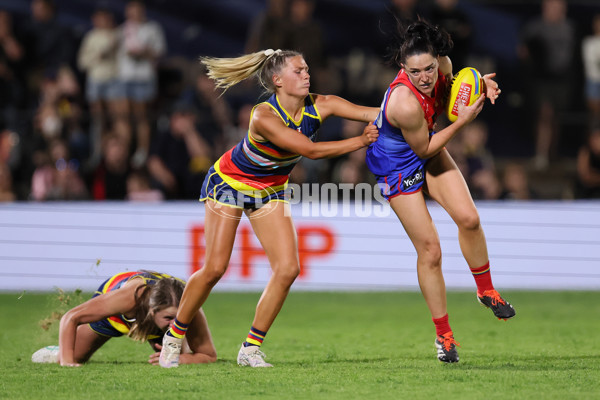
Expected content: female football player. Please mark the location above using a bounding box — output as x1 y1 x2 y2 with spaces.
159 49 380 368
32 270 216 366
365 19 514 363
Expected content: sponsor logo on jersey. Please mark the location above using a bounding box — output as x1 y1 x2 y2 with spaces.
402 169 424 190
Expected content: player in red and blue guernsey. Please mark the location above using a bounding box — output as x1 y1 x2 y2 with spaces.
32 271 217 367
159 49 380 368
366 19 513 363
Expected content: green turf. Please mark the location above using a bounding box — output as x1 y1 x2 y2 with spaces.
1 290 599 399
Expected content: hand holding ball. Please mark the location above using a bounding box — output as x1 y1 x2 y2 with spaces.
446 67 485 122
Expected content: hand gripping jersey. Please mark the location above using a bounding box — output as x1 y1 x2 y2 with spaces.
366 69 447 198
200 93 321 207
88 271 184 338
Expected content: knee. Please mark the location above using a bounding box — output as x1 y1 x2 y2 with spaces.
456 211 481 232
196 261 228 286
418 240 442 268
272 262 300 286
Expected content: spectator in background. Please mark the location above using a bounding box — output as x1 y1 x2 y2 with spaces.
179 65 232 153
77 7 119 167
582 14 600 122
430 0 472 71
471 168 502 200
0 10 26 117
126 167 163 201
23 0 76 104
500 162 537 200
460 120 495 183
30 138 88 201
285 0 327 92
518 0 576 171
147 102 212 199
0 162 15 201
245 0 289 54
222 102 253 156
30 67 86 165
114 0 167 167
0 126 16 201
89 133 130 200
575 125 600 198
375 0 423 59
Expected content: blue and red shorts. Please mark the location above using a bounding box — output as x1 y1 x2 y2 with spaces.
373 164 426 200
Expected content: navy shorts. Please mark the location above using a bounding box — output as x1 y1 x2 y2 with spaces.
200 166 291 210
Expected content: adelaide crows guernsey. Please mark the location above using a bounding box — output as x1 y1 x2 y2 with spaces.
88 271 183 338
212 93 321 196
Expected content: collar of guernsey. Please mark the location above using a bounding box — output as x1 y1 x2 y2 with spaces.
99 271 183 336
390 69 446 131
214 93 322 194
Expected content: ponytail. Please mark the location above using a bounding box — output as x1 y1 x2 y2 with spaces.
391 19 453 66
200 49 302 94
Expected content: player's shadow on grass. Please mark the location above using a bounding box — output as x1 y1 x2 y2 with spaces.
441 354 599 371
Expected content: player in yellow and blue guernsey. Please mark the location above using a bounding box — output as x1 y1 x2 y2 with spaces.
32 271 216 367
159 49 380 368
365 19 514 364
201 93 322 208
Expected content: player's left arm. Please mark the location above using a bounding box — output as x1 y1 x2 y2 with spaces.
148 309 217 365
312 94 380 123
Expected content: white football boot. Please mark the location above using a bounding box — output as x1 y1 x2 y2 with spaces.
159 335 182 368
237 344 272 367
31 345 59 363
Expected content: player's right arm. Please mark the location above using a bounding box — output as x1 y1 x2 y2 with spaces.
58 282 139 366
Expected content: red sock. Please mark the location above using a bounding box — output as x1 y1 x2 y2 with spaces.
432 314 452 337
470 262 494 296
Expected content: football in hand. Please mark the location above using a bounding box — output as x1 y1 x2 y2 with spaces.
446 67 484 122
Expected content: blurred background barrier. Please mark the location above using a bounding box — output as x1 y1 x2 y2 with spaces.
1 201 599 292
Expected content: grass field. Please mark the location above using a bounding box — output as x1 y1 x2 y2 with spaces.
1 290 599 399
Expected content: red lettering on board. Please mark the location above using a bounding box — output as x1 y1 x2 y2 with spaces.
189 223 336 279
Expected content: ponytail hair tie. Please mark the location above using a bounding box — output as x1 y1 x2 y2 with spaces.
264 49 282 57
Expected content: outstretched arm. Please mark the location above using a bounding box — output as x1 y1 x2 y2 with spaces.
312 94 380 122
251 105 378 160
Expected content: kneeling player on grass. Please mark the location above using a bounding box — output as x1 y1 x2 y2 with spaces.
32 271 217 367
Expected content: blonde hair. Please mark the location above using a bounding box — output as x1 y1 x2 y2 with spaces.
200 49 302 94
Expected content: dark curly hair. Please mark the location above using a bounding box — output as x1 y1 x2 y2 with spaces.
390 19 453 67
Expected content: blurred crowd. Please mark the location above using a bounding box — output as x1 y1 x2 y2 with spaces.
0 0 600 203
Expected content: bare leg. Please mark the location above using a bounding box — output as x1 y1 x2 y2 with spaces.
534 101 555 169
131 101 151 166
389 192 446 319
425 149 488 268
71 324 111 364
175 200 243 324
245 201 300 332
109 98 132 150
